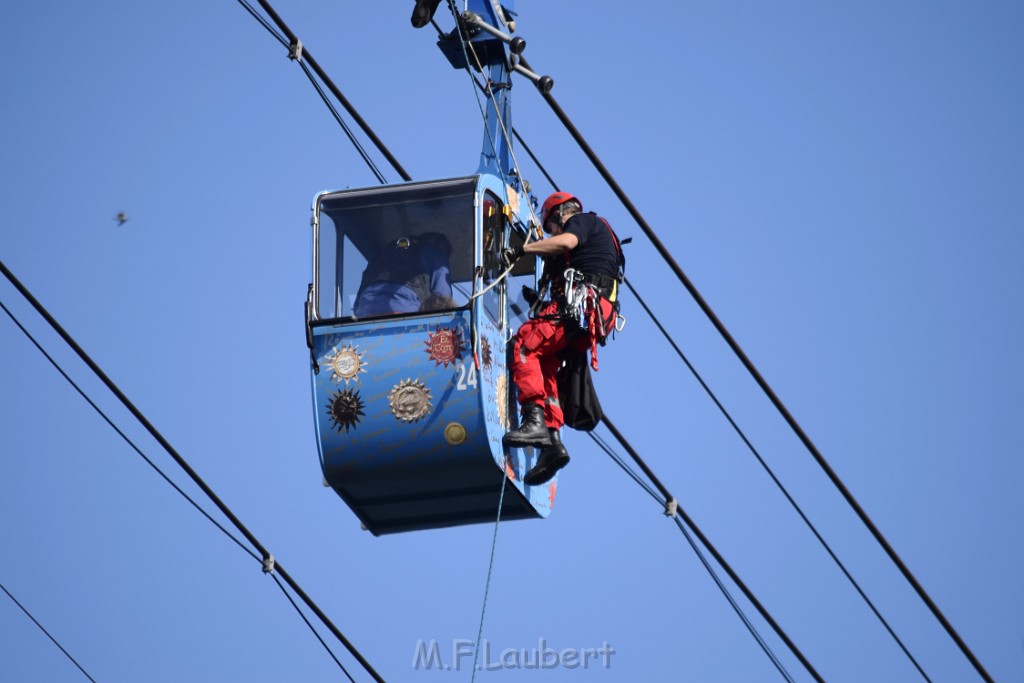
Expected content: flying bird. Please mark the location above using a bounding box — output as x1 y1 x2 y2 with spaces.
114 212 128 226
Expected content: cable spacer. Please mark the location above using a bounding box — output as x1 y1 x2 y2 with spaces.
288 38 303 62
511 62 553 94
664 497 678 517
262 554 276 574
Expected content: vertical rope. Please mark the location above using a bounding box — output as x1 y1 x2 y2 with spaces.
470 473 508 680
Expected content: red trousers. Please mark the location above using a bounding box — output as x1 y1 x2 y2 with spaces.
511 300 615 429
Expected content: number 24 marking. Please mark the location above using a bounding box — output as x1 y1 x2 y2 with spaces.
456 362 477 391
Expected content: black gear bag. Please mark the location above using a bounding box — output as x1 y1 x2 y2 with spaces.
557 347 604 431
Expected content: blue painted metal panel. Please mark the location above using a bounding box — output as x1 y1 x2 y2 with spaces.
312 310 555 534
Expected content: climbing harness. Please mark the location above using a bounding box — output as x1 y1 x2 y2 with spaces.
563 267 623 369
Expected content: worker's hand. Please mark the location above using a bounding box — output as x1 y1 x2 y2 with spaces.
501 245 524 270
522 285 538 307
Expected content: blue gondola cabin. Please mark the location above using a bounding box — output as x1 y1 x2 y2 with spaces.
306 175 559 534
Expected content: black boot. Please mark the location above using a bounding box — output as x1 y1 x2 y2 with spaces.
503 403 552 447
524 429 570 485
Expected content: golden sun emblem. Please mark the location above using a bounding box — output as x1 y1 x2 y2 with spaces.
324 343 367 384
389 378 433 423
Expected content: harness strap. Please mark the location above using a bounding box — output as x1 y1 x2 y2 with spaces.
598 217 626 280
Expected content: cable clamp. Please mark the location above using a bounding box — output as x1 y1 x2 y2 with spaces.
288 38 303 62
664 497 678 517
262 554 276 574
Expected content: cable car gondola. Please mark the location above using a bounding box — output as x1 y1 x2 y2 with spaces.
305 0 556 535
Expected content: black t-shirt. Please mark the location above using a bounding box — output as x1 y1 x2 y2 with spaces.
554 212 620 279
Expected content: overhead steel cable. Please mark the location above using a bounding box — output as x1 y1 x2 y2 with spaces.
244 6 799 673
587 433 795 682
247 5 798 672
236 0 387 184
589 431 662 502
622 278 933 680
234 4 975 678
0 259 386 683
0 298 259 562
517 53 992 683
520 141 931 680
294 54 388 184
2 300 354 677
511 127 558 190
235 6 794 677
268 573 356 682
246 0 413 182
1 580 97 683
599 416 823 682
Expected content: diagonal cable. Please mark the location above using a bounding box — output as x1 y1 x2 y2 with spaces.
599 415 824 682
1 581 97 683
269 573 356 681
588 432 795 682
234 3 972 678
621 278 932 680
516 121 932 681
2 293 369 679
518 52 991 682
248 0 412 181
0 298 258 562
236 0 387 184
0 259 386 683
589 426 808 682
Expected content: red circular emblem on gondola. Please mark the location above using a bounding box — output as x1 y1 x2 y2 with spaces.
424 327 464 367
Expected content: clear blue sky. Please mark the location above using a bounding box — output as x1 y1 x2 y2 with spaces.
2 1 1022 681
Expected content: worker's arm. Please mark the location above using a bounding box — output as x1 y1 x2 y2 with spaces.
524 232 578 256
502 232 579 270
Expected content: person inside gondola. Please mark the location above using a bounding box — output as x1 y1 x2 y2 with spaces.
353 232 455 317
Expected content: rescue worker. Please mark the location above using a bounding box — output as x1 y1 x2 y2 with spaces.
353 232 454 317
501 192 622 485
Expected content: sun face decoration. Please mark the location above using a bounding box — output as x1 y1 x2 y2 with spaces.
480 337 493 369
326 388 365 433
388 378 433 423
324 343 367 385
424 327 464 367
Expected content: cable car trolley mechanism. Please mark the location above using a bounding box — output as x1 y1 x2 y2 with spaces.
305 0 557 535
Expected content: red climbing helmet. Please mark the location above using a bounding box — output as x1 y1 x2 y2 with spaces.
540 191 580 231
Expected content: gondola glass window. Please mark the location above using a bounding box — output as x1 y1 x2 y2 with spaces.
481 191 504 325
313 178 477 321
